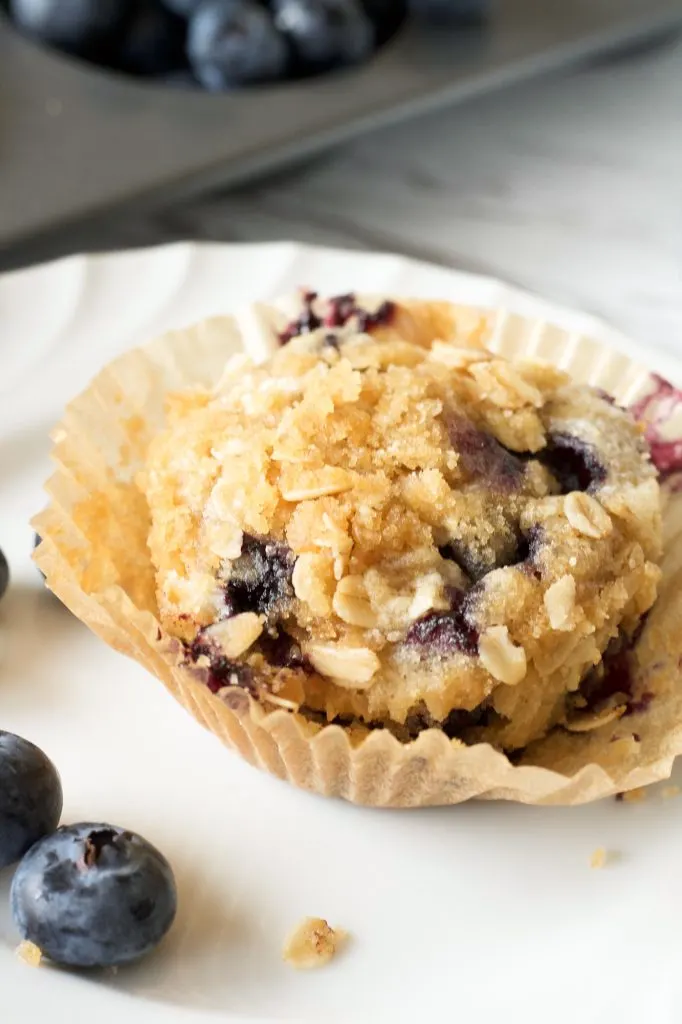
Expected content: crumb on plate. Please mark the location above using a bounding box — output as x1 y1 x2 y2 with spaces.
661 785 680 799
16 940 42 967
590 847 608 869
283 917 346 970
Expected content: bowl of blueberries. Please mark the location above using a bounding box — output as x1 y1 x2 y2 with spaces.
3 0 488 90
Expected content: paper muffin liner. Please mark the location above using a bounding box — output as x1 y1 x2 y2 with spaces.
34 300 682 807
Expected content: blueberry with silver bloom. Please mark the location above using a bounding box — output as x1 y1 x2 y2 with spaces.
11 823 177 967
188 0 289 90
0 731 63 870
9 0 131 56
273 0 374 72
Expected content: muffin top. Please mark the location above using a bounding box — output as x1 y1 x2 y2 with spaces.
141 297 662 751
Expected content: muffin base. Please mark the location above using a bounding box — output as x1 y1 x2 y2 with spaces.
34 300 682 806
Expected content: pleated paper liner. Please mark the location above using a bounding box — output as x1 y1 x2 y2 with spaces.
34 300 682 807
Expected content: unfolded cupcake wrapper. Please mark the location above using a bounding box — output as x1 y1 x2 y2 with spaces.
34 300 682 806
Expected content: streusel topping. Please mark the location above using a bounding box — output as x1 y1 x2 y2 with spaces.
141 297 662 751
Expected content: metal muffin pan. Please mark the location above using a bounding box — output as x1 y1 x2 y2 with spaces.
1 0 681 260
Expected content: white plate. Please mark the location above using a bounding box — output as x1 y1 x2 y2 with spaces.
1 242 682 1024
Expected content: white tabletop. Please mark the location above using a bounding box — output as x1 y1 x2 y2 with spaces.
19 35 682 350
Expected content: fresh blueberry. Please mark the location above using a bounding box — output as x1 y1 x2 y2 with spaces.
187 0 289 90
9 0 131 57
160 0 204 16
0 547 9 603
117 0 187 76
408 0 490 25
11 823 177 968
0 732 63 870
360 0 406 44
272 0 374 73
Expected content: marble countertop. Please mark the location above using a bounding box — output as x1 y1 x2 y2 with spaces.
16 34 682 354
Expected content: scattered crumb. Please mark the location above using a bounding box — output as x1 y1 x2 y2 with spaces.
16 941 42 967
590 847 608 869
283 917 346 970
661 785 680 800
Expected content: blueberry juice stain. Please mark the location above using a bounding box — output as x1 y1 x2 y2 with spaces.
279 291 395 344
630 374 682 485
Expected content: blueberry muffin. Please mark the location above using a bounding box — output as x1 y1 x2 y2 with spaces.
140 294 662 754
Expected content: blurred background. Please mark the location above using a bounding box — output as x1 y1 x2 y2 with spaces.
0 0 680 345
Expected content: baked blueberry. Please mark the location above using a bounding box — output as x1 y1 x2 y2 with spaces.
540 432 607 494
189 632 256 693
278 291 395 343
279 290 323 344
0 731 63 870
257 629 311 671
405 589 479 656
272 0 374 73
439 534 512 583
223 535 295 621
355 299 395 331
444 413 525 491
9 0 131 57
630 374 682 482
11 823 177 968
187 0 289 89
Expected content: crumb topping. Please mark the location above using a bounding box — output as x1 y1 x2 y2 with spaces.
142 296 662 752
